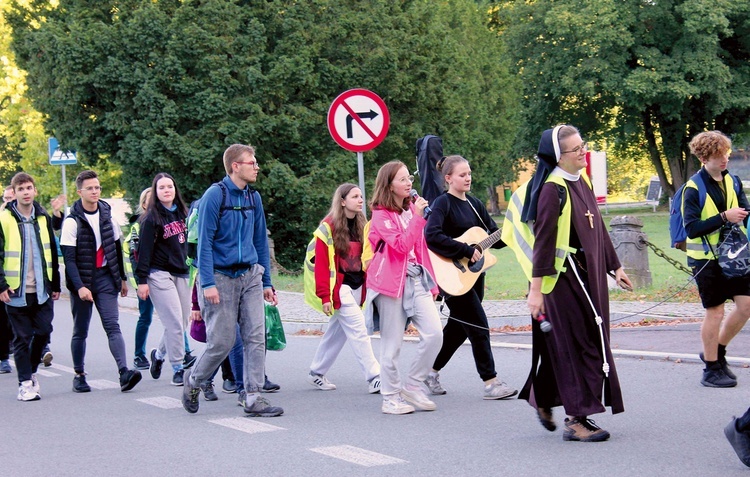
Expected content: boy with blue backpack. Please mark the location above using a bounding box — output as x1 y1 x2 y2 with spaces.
681 131 750 388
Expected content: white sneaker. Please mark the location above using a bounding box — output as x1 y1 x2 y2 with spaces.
307 372 336 391
484 378 517 400
381 394 415 415
368 375 381 394
31 374 40 394
17 380 40 401
401 386 437 411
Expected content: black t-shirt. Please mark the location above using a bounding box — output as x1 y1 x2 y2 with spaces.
340 217 365 290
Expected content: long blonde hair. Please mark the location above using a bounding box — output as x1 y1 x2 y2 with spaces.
325 183 366 260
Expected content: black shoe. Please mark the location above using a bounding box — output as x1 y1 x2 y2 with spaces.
183 352 197 369
133 355 150 370
120 369 142 392
243 395 284 417
537 407 556 432
701 364 737 388
149 349 163 379
171 369 185 386
72 374 91 393
182 369 200 414
42 351 53 367
700 352 737 380
263 376 281 393
725 417 750 467
563 417 610 442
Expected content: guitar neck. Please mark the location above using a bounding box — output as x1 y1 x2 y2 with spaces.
478 229 503 251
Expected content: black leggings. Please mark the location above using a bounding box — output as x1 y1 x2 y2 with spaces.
0 304 11 360
432 274 497 381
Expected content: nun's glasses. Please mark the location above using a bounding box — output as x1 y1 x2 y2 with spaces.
561 141 588 155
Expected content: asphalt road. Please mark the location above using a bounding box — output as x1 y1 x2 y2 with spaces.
1 297 749 477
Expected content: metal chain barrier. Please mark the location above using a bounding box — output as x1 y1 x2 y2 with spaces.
640 237 693 275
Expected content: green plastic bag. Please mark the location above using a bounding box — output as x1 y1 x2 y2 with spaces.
265 303 286 351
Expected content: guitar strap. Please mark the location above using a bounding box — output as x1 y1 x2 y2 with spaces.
466 198 490 233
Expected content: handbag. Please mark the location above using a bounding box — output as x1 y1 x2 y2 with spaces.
717 224 750 278
189 318 206 343
265 302 286 351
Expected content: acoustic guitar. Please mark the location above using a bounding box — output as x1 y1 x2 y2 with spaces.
428 226 502 296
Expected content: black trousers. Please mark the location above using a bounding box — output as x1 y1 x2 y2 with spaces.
0 303 11 360
432 274 497 381
6 293 54 383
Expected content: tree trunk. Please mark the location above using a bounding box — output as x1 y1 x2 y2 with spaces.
487 185 500 215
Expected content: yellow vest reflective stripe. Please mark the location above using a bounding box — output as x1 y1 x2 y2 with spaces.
502 173 587 294
303 222 336 313
684 173 743 260
0 210 53 289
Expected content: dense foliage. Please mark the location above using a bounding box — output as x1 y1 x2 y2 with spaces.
7 0 519 268
495 0 750 196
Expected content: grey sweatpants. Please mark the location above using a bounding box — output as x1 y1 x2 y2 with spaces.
148 270 190 368
373 278 442 396
192 265 266 395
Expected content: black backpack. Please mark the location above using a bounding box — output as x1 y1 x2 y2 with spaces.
415 135 444 203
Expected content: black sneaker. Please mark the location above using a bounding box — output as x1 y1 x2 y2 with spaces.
171 369 185 386
182 369 201 414
725 417 750 467
701 364 737 388
243 395 284 417
42 351 53 367
263 376 281 393
202 382 218 401
133 355 150 370
700 352 737 380
149 349 163 379
120 369 142 392
72 374 91 393
183 352 197 369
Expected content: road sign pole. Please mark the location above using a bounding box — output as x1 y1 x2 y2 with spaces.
61 164 69 214
357 151 366 218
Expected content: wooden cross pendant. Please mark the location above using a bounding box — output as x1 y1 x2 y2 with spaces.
585 210 594 229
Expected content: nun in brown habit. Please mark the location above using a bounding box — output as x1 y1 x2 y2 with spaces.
519 125 632 442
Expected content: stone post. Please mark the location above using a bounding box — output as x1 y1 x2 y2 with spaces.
608 216 652 289
267 229 277 273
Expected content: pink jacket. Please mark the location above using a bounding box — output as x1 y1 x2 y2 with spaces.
366 204 438 298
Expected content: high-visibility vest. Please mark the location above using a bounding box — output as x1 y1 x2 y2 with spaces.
303 222 336 313
123 221 139 288
683 172 743 260
502 173 591 294
0 210 53 289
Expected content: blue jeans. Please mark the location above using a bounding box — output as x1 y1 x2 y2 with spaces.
192 265 265 393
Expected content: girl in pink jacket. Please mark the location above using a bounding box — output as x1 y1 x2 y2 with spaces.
366 161 443 415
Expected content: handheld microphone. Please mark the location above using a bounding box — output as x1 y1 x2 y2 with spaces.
409 189 432 219
536 313 552 333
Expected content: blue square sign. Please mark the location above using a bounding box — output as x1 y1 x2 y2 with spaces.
48 137 77 165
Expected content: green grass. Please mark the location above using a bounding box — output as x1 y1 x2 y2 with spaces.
272 205 700 303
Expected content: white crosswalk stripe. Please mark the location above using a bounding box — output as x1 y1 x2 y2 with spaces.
309 445 407 467
209 417 286 434
49 363 76 374
87 379 121 390
34 369 60 377
137 396 183 409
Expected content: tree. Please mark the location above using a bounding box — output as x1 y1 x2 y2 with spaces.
494 0 750 196
8 0 519 268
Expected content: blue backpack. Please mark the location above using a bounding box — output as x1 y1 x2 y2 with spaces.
670 172 741 250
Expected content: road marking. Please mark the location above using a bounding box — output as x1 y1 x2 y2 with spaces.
34 369 60 377
209 417 285 434
137 396 183 409
309 445 407 467
88 379 121 390
50 363 76 374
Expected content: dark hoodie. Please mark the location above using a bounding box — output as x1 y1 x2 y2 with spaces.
135 203 188 284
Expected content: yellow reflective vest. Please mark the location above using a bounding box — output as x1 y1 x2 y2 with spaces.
0 209 54 290
502 173 590 294
683 172 743 260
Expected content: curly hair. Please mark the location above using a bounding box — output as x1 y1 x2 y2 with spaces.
689 131 732 162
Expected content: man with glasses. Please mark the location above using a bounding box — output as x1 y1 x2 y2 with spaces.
182 144 283 417
60 170 142 393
